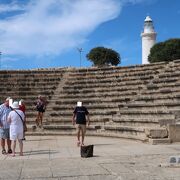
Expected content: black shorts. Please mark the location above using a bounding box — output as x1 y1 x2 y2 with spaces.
37 106 45 113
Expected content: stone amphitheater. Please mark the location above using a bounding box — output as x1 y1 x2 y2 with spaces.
1 60 180 145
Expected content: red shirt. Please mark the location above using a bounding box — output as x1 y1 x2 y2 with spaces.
19 104 26 113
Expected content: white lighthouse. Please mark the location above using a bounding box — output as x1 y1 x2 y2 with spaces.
141 16 157 64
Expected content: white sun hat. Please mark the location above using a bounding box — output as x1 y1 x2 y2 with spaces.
11 101 19 109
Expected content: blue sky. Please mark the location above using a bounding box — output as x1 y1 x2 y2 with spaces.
0 0 179 70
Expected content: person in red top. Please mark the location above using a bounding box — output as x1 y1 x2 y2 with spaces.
19 99 26 113
19 99 27 140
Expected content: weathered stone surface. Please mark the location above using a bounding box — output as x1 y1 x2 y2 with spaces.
159 119 176 127
168 124 180 142
1 135 180 180
145 128 168 138
1 60 180 142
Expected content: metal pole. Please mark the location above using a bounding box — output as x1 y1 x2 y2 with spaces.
77 48 82 67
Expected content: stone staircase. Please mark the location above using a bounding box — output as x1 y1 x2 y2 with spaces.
0 68 66 129
1 60 180 143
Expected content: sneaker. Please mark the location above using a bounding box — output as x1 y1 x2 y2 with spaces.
2 149 6 154
8 149 12 154
77 141 80 147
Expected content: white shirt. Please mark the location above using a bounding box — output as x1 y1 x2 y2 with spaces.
8 110 25 133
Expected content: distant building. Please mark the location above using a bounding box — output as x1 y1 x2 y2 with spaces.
141 16 157 64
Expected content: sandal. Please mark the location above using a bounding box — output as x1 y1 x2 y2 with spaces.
8 149 12 154
2 149 6 154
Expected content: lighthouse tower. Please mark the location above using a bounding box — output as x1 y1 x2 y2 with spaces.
141 16 157 64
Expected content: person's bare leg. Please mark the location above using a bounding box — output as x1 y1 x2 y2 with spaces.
1 138 6 153
40 113 43 127
18 139 23 156
12 140 16 156
36 112 40 126
7 139 11 151
77 128 80 146
81 129 85 146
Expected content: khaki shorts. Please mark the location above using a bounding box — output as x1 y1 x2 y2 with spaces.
76 124 86 134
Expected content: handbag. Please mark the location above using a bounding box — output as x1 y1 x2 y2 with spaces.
14 110 27 132
80 145 94 158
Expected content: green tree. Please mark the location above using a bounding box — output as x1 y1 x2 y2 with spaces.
148 38 180 63
86 47 120 66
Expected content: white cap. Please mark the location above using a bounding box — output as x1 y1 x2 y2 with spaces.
11 101 19 109
77 101 82 107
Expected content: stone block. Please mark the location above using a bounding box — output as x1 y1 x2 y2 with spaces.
145 128 168 138
149 138 171 145
146 84 158 90
159 119 176 127
168 124 180 142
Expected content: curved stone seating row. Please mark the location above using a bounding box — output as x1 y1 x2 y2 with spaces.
1 60 180 143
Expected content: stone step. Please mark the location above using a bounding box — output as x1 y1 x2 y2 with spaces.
110 121 158 128
68 64 166 76
51 92 138 99
125 102 180 108
119 114 175 120
149 138 171 145
63 81 144 90
26 124 148 141
119 109 175 114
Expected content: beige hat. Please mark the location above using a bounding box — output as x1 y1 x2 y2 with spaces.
11 101 19 109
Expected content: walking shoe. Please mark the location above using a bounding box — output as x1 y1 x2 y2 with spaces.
77 141 80 147
8 149 12 154
2 149 6 154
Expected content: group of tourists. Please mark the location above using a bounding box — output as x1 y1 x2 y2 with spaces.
0 95 46 157
0 95 90 157
0 97 26 157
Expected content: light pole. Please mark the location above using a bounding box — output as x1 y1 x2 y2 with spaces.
77 48 82 67
0 52 2 70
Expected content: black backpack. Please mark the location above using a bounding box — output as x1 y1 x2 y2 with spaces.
80 145 94 158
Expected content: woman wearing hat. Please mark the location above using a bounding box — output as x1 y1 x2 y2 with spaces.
8 101 25 156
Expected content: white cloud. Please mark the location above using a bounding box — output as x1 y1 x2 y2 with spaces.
0 2 25 13
0 0 152 59
0 0 122 56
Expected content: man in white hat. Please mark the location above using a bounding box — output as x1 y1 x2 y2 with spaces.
72 101 90 146
0 97 12 154
8 101 25 156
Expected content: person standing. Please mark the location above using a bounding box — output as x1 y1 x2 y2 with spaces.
19 99 27 140
35 95 46 128
0 97 12 154
72 101 90 146
8 101 25 157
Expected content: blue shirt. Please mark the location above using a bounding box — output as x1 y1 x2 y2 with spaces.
0 104 11 129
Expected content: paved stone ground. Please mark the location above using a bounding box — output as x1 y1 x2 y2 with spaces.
0 135 180 180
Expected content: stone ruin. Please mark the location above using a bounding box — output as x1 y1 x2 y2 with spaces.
0 60 180 144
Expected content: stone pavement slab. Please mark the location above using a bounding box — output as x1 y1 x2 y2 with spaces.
0 136 180 180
